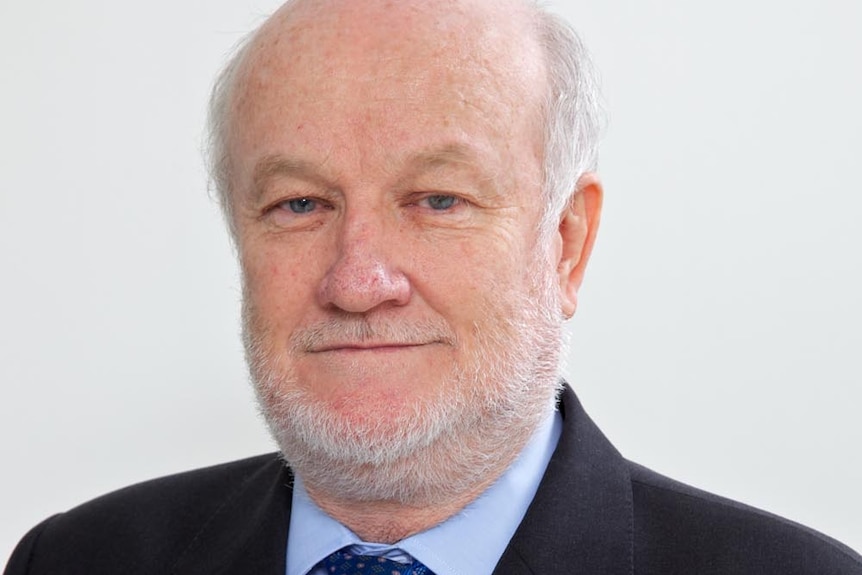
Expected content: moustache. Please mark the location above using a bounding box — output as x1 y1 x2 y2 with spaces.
290 317 457 352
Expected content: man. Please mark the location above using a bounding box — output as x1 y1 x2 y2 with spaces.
5 0 861 573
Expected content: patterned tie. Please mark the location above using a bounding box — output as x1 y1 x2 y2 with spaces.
321 548 435 575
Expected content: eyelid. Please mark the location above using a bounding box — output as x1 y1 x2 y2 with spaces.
257 194 335 230
411 191 466 205
265 194 332 213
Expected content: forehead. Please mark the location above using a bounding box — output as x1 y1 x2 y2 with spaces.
228 0 546 181
246 0 542 78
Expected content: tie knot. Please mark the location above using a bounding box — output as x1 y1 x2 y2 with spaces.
321 549 434 575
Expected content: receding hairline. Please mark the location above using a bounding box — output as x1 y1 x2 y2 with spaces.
221 0 551 179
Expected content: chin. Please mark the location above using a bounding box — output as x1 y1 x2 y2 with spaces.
245 329 562 506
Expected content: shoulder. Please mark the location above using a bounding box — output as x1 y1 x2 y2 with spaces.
4 453 287 575
627 461 862 574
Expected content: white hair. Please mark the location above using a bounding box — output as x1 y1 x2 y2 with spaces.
204 31 255 239
203 1 602 240
531 5 603 237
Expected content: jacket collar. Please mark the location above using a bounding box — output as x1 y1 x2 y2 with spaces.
493 385 634 574
170 457 292 575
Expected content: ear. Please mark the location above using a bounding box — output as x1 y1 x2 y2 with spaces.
556 172 603 318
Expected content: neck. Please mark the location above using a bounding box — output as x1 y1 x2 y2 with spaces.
292 392 554 542
305 471 504 544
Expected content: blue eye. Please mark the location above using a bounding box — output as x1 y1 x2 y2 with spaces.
424 195 457 210
285 198 317 213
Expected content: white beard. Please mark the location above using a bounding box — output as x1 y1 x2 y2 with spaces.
243 254 566 506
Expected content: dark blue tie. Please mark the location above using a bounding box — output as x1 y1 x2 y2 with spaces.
321 548 435 575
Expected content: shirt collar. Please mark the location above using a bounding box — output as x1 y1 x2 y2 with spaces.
285 410 562 575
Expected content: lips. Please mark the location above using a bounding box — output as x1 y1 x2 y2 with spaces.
309 342 431 353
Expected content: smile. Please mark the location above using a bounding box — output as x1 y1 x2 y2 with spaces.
309 342 431 353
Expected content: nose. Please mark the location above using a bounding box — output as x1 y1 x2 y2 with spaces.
317 217 411 313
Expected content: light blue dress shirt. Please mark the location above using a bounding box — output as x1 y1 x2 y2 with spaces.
285 409 563 575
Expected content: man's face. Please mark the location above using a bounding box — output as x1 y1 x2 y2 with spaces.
227 0 571 503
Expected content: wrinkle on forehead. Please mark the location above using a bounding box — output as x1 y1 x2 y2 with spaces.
226 0 547 200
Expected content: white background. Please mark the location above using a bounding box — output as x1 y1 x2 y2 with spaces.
2 0 860 564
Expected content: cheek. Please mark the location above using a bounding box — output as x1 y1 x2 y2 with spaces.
414 231 531 318
410 235 481 295
241 243 321 321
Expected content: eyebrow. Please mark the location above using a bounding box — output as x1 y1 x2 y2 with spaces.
397 142 501 193
250 156 332 203
405 143 482 171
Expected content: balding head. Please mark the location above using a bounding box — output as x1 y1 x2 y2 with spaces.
206 0 600 239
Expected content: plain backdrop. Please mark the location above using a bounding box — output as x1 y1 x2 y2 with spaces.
2 0 860 564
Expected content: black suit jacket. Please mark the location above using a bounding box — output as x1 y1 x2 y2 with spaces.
6 386 862 574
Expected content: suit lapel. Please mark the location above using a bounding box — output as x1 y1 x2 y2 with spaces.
493 386 634 575
169 458 293 575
